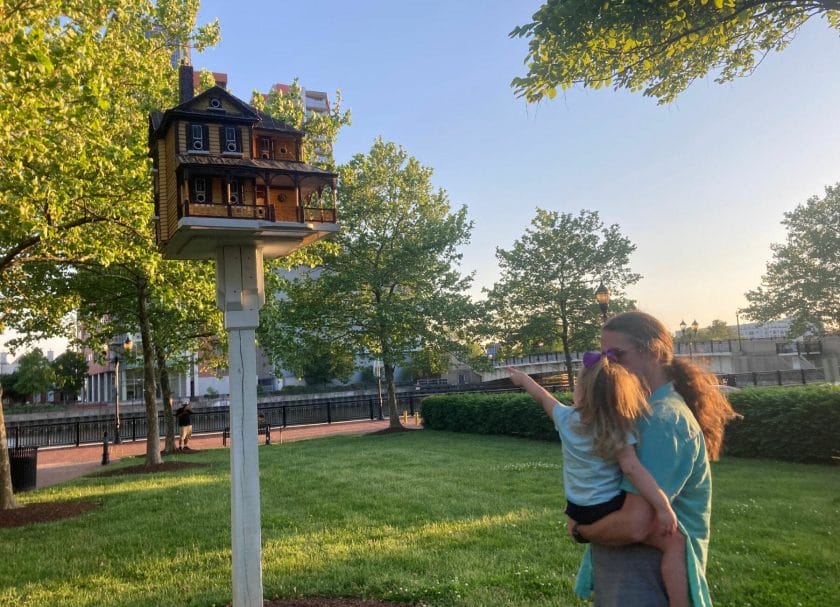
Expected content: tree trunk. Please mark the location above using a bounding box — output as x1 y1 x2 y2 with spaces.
560 313 575 392
384 362 402 429
0 387 21 510
156 348 176 454
138 284 162 467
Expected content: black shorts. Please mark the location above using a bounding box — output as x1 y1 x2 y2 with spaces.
565 491 627 525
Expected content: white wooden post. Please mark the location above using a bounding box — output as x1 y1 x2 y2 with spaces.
216 245 265 607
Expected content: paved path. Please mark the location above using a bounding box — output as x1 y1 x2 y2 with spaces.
34 419 420 489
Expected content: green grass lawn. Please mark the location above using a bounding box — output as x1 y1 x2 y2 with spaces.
1 431 838 606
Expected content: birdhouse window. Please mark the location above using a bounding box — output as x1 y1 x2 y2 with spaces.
222 126 241 154
260 136 273 159
191 177 210 203
189 123 209 152
227 179 243 205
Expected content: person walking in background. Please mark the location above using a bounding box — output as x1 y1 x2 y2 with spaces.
508 352 688 607
571 311 739 607
175 401 193 451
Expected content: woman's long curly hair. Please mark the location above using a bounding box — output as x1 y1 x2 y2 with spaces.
575 357 650 461
603 311 740 460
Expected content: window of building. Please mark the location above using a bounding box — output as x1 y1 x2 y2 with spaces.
189 123 209 152
191 177 210 203
260 136 273 159
222 126 241 154
227 179 243 205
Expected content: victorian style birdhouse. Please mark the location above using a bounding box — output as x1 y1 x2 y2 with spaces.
148 64 338 260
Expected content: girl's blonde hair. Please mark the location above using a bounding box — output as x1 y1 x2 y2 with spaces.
574 357 650 460
603 311 740 460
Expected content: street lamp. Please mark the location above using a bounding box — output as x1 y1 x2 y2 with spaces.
594 283 610 324
680 319 699 358
104 336 133 444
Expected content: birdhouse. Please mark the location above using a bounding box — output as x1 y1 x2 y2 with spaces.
148 64 338 260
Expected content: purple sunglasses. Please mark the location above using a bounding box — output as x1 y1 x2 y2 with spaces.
582 348 623 368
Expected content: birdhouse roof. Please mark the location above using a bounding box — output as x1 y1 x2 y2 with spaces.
175 153 336 178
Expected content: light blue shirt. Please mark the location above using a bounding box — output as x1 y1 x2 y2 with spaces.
574 382 713 607
552 402 636 506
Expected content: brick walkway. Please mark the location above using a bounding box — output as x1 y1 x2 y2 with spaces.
34 419 421 489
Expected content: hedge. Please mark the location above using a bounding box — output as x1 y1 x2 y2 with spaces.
420 384 840 465
724 384 840 464
420 391 570 441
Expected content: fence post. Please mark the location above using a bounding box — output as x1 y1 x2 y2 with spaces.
369 398 375 420
75 422 81 447
101 431 109 465
326 401 332 424
776 370 783 385
282 405 287 428
752 372 758 386
800 368 806 384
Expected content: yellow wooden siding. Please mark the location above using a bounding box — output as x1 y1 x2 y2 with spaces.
208 126 220 154
242 129 251 158
177 121 186 153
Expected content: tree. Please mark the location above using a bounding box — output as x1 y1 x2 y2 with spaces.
511 1 840 105
12 349 55 402
743 183 840 336
289 338 356 387
259 139 478 428
485 209 640 390
0 0 218 509
51 350 88 403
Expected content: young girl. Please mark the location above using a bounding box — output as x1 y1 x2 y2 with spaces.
507 350 688 607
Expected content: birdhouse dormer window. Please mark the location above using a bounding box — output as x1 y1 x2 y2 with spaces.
222 126 242 154
189 123 209 152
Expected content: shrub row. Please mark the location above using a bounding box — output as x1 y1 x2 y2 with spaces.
724 384 840 464
420 384 840 465
420 391 570 441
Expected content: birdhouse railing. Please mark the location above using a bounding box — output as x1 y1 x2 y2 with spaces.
181 200 275 222
302 206 337 223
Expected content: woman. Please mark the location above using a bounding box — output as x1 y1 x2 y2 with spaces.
571 311 738 607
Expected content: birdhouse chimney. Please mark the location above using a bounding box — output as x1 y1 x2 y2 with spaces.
179 61 194 104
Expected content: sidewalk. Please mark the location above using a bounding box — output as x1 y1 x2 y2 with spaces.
34 419 418 489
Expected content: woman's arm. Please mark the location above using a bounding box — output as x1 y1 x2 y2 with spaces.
616 445 677 536
506 367 557 417
573 493 655 545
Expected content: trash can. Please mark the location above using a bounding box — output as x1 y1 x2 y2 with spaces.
8 446 38 492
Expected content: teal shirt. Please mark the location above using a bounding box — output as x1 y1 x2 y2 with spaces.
574 382 714 606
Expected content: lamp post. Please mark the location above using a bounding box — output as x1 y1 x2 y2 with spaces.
595 283 610 324
104 336 133 444
679 319 699 358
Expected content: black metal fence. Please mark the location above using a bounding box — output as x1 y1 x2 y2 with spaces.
718 368 825 388
5 392 423 450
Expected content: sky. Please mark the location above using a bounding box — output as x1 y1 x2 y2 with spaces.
189 0 840 335
4 1 839 358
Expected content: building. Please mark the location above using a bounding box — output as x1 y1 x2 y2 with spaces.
736 318 796 340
